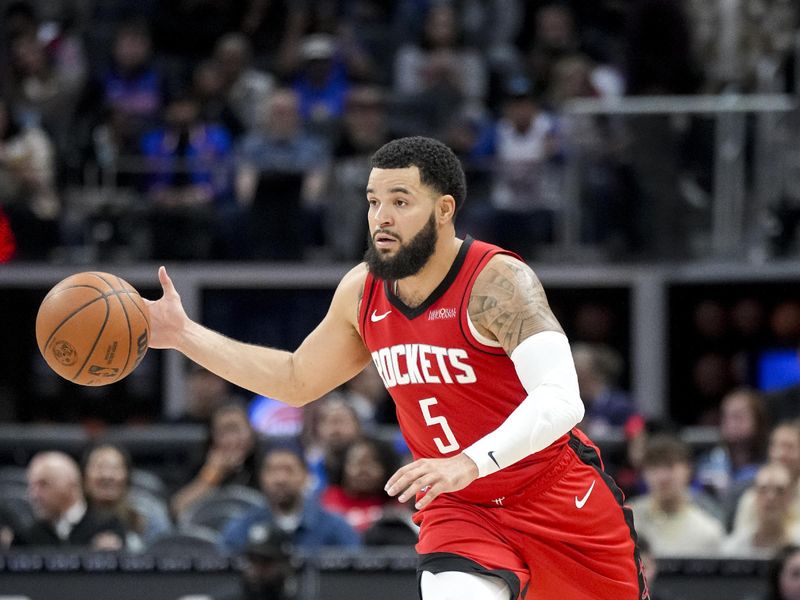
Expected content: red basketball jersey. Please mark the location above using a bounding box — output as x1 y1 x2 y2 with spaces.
358 238 569 504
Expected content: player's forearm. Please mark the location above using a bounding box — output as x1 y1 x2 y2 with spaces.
176 319 313 406
463 331 585 477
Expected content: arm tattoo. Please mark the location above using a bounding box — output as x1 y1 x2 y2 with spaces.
469 258 563 354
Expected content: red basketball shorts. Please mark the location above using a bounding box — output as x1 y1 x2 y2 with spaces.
415 430 649 600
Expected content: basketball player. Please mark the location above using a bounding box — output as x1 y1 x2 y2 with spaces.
147 137 648 599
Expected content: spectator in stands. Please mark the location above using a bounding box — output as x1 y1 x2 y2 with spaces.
722 462 800 558
320 436 400 534
628 434 724 557
290 34 353 136
302 394 363 494
99 21 164 134
324 85 394 261
5 30 82 154
213 33 275 132
733 421 800 535
487 75 562 258
393 2 488 120
572 342 637 436
696 387 769 507
14 451 125 549
0 96 58 259
190 59 244 139
763 544 800 600
517 2 582 100
82 443 171 552
234 87 330 259
172 403 259 519
172 364 240 425
227 523 299 600
340 361 395 428
141 93 233 260
221 445 360 555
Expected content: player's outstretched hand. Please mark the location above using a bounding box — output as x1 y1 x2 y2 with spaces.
385 453 479 510
144 266 189 350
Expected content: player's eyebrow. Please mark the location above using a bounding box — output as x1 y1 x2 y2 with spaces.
365 186 413 195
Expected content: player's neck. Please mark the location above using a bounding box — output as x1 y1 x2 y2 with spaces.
393 236 462 308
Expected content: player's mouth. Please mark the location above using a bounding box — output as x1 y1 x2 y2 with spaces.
373 232 399 249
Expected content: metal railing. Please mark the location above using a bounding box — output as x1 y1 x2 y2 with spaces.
561 93 798 260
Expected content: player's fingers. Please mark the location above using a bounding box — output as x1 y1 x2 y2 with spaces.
158 265 177 296
385 463 418 495
398 475 433 503
414 483 440 510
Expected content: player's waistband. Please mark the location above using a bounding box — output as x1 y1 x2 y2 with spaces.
454 440 578 508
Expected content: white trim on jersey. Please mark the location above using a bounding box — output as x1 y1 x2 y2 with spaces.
466 312 502 348
420 571 511 600
462 331 584 478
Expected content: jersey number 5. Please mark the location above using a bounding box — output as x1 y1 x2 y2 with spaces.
419 397 460 454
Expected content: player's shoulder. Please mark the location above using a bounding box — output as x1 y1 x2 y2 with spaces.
472 252 539 295
339 262 369 293
333 263 369 304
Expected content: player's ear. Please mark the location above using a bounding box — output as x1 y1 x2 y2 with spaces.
437 194 456 223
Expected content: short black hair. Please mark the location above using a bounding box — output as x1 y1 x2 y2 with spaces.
370 136 467 216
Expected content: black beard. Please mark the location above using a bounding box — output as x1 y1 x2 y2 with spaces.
364 213 437 280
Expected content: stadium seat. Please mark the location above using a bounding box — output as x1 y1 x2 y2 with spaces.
177 485 265 533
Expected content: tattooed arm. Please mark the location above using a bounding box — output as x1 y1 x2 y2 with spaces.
385 254 584 507
468 254 563 355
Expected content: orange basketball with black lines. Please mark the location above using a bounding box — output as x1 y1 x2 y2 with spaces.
35 272 150 386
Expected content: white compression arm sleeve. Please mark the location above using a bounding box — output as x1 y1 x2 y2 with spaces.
462 331 585 478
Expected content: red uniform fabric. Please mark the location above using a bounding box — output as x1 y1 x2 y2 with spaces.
358 238 647 600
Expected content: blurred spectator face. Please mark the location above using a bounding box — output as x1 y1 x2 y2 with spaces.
692 353 731 399
214 34 249 80
113 29 151 72
343 88 387 150
212 406 255 458
186 368 229 421
84 446 128 505
550 55 595 104
769 424 800 480
720 390 758 444
348 363 386 405
193 61 225 99
730 298 764 338
12 34 47 75
693 300 727 339
754 463 792 524
260 450 308 511
780 549 800 600
315 400 361 452
644 460 691 506
503 95 537 130
165 98 200 131
28 453 81 521
260 90 300 140
343 441 387 496
535 4 575 51
424 4 459 48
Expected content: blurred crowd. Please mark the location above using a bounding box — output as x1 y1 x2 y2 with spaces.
0 0 798 264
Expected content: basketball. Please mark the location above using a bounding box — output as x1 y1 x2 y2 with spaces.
35 272 151 386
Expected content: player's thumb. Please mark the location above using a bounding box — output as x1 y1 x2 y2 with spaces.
158 266 177 296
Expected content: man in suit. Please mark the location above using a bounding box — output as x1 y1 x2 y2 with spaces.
14 451 125 549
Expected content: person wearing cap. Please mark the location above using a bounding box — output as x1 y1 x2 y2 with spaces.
233 524 299 600
487 74 562 259
220 445 360 556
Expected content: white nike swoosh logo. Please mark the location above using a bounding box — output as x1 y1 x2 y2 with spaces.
575 480 596 509
371 310 392 322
